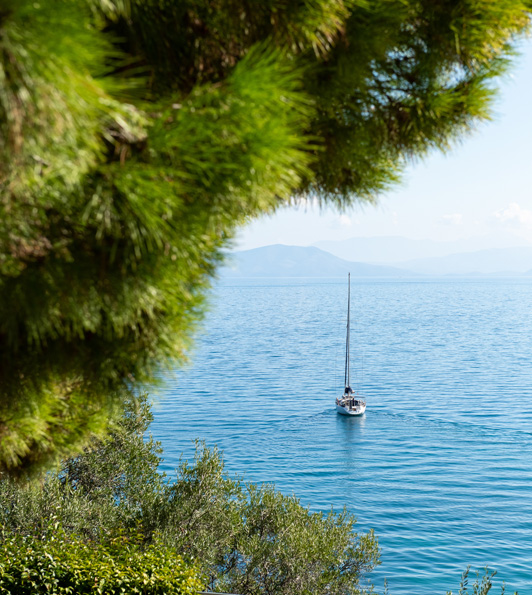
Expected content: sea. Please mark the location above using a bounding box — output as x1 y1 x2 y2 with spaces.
150 278 532 595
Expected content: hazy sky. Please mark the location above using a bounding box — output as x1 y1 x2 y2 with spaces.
237 40 532 251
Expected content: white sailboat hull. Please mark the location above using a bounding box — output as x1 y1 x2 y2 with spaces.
336 399 366 416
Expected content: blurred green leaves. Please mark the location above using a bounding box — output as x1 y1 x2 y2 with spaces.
0 0 530 474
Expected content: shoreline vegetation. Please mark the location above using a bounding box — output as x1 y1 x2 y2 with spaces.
0 397 379 594
0 397 512 594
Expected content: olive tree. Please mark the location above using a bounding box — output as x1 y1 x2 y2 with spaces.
0 398 380 595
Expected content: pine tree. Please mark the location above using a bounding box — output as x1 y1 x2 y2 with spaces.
1 0 530 474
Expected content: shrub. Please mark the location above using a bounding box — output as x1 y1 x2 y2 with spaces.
0 398 380 595
0 532 203 594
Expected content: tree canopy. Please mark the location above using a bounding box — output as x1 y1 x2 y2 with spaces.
0 0 530 474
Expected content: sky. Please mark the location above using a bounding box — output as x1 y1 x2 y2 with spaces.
236 39 532 251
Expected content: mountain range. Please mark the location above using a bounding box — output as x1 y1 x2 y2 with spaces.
222 245 417 277
224 240 532 277
392 246 532 275
314 235 532 264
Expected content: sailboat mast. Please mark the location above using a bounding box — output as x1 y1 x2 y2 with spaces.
344 273 350 389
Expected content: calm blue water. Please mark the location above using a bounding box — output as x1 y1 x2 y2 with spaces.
151 278 532 594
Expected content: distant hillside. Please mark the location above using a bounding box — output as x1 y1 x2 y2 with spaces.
397 246 532 275
222 245 418 277
314 235 526 264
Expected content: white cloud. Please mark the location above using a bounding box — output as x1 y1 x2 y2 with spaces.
329 213 360 230
439 213 463 226
338 214 353 227
494 202 532 228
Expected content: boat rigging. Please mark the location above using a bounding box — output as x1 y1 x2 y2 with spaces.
336 273 366 416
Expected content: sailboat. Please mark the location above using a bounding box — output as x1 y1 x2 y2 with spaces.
336 273 366 416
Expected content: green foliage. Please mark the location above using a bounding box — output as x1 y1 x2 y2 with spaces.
446 566 516 595
0 395 165 539
0 399 517 594
154 445 380 595
0 532 203 594
0 399 381 595
0 0 531 473
304 0 531 203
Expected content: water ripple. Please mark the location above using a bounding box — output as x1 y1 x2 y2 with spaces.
151 279 532 595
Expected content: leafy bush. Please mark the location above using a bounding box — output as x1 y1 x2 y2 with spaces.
0 532 203 594
154 445 380 595
0 398 380 595
0 397 518 594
